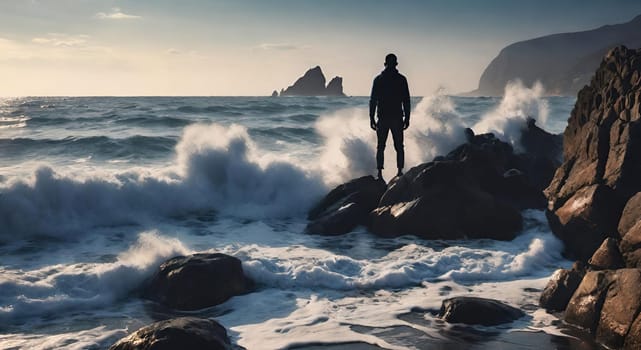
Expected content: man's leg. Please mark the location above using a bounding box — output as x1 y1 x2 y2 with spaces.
376 121 390 176
391 120 404 175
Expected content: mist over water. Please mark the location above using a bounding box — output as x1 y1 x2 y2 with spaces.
0 89 578 349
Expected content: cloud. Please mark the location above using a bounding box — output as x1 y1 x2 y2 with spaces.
95 8 141 20
257 43 310 51
166 48 181 55
31 33 89 48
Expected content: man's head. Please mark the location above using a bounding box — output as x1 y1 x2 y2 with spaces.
384 53 398 67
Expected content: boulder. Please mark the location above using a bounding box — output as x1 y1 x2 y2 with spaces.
306 176 386 235
564 270 614 333
619 192 641 236
545 46 641 260
546 184 623 261
438 296 525 326
516 117 563 192
589 238 624 270
144 253 252 310
596 269 641 349
539 261 586 312
109 317 232 350
369 133 528 240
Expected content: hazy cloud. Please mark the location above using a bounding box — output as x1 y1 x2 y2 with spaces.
166 48 181 55
95 8 141 20
32 33 90 48
257 43 310 51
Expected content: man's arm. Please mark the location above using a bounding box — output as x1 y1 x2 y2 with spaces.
369 78 378 131
402 77 410 130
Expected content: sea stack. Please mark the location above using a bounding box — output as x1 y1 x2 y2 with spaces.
278 66 346 96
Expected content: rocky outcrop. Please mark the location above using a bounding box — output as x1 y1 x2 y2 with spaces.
271 90 278 97
589 237 625 270
545 46 641 261
144 253 252 310
471 14 641 96
109 317 232 350
306 176 386 235
367 128 554 240
438 297 525 326
539 262 586 312
279 66 346 96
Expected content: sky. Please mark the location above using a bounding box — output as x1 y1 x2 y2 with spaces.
1 0 641 96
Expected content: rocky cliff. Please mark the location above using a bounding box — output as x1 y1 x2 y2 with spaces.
278 66 346 96
540 46 641 349
471 15 641 96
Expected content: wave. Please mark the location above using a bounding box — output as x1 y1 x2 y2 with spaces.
0 135 176 160
0 123 325 239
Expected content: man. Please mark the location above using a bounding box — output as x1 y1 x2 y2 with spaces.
369 53 411 179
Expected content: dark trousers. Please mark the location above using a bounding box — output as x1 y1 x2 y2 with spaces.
376 118 404 170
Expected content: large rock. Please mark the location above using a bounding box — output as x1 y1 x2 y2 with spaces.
564 270 614 333
544 46 641 260
280 66 346 96
619 192 641 236
539 261 586 312
471 15 641 96
438 296 525 326
306 176 386 235
144 253 252 310
596 269 641 348
620 221 641 268
589 238 624 270
109 317 232 350
368 131 556 240
624 313 641 349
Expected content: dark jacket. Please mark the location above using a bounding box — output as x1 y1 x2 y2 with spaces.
369 67 410 121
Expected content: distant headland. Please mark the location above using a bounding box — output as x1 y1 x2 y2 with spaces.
272 66 346 97
467 14 641 96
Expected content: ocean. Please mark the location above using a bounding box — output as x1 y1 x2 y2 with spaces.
0 83 593 349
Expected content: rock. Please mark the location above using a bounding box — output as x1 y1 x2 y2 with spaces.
144 253 252 310
368 132 557 240
539 261 586 312
306 176 386 235
109 317 232 350
470 15 641 96
325 76 346 96
619 192 641 236
545 46 641 260
516 118 563 192
271 90 278 97
620 221 641 268
280 66 346 96
438 296 525 326
564 270 614 333
624 313 641 349
589 238 624 270
596 269 641 348
546 184 623 261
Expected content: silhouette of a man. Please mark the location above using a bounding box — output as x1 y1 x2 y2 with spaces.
369 53 410 179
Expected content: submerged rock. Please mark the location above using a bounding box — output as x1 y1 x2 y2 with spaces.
109 317 232 350
306 175 386 235
438 296 525 326
144 253 252 310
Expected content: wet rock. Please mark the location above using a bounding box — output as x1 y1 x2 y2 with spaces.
596 269 641 348
306 176 386 235
144 253 252 310
539 261 586 312
545 46 641 260
109 317 232 350
564 270 614 333
438 296 525 326
589 238 624 270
